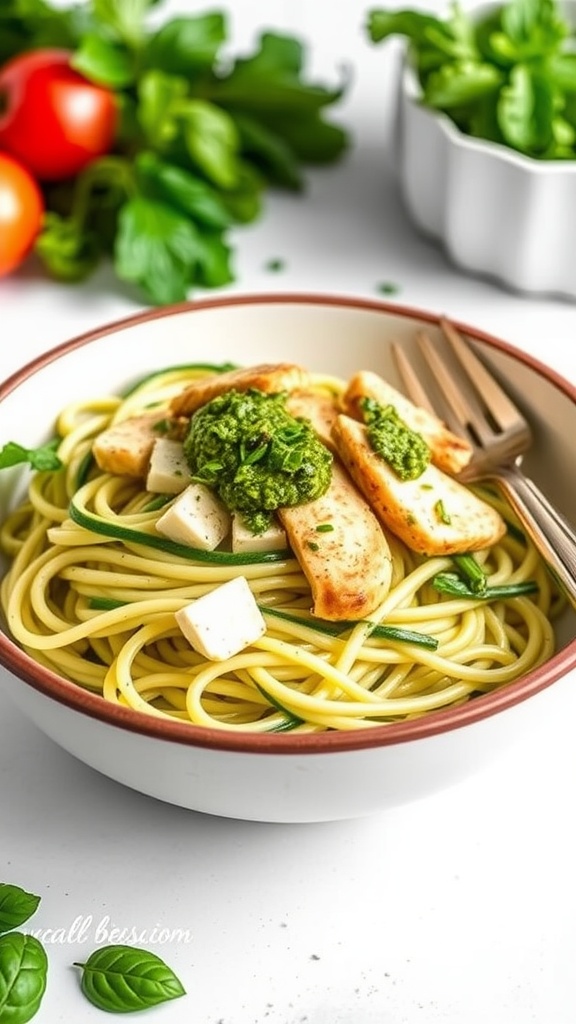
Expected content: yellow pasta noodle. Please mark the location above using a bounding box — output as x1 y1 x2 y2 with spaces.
0 363 561 733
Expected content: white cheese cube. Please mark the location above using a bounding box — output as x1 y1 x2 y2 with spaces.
146 438 192 494
231 513 288 554
156 484 230 551
175 576 266 661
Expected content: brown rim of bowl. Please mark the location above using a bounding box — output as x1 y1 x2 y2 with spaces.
1 292 575 755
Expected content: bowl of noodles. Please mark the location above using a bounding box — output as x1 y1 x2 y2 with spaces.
0 294 575 823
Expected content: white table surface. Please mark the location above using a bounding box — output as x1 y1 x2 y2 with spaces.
1 3 576 1022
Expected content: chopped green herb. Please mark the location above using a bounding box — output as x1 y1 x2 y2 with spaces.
265 258 286 272
435 499 452 524
376 281 400 295
307 541 320 551
315 523 334 533
184 389 332 533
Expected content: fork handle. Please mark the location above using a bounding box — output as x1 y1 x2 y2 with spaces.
491 464 576 610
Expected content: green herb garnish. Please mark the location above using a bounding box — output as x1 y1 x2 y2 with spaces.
435 499 452 524
184 389 332 533
376 280 400 295
367 0 576 160
0 440 62 472
265 258 286 272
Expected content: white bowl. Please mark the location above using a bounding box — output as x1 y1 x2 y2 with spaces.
1 294 575 822
396 60 576 299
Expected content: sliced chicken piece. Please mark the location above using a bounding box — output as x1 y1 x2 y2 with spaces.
92 413 165 478
285 389 341 452
343 370 472 475
170 363 309 418
332 415 505 556
278 460 392 621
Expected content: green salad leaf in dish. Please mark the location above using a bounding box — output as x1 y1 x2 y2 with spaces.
367 0 576 159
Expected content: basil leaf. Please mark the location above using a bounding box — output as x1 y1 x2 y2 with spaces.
136 69 188 147
114 196 204 304
92 0 155 48
0 933 48 1024
36 212 101 283
0 440 62 472
182 100 240 189
211 33 343 114
497 64 555 151
74 945 185 1013
71 33 135 88
220 164 264 224
424 61 503 108
135 152 234 229
258 112 350 166
0 886 40 935
367 9 451 47
144 12 227 76
233 113 303 189
194 231 234 288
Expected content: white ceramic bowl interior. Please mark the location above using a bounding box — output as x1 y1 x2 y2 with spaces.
396 60 576 299
1 294 575 822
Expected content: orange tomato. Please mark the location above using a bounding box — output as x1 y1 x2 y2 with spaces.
0 152 44 276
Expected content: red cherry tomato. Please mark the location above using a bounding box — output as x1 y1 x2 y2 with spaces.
0 152 44 276
0 49 116 181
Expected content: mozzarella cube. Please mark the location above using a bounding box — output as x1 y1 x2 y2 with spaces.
156 484 230 551
146 438 192 494
231 514 288 554
175 576 266 661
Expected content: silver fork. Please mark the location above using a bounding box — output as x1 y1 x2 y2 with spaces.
392 319 576 610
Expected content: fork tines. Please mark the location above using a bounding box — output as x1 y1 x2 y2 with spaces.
392 319 532 454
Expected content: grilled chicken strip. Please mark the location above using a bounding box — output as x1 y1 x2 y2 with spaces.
343 370 472 475
92 412 165 478
285 388 341 452
278 460 392 621
332 415 505 556
170 363 309 418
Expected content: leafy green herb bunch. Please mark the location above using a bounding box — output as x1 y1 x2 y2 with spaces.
1 0 349 304
367 0 576 160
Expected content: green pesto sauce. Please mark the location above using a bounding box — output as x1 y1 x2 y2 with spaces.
360 397 430 480
183 389 333 533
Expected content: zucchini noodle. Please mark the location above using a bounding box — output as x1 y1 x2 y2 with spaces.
0 364 561 733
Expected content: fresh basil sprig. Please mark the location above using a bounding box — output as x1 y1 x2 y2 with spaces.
0 441 62 473
0 933 48 1024
0 885 41 936
367 0 576 160
74 945 186 1013
2 0 349 304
